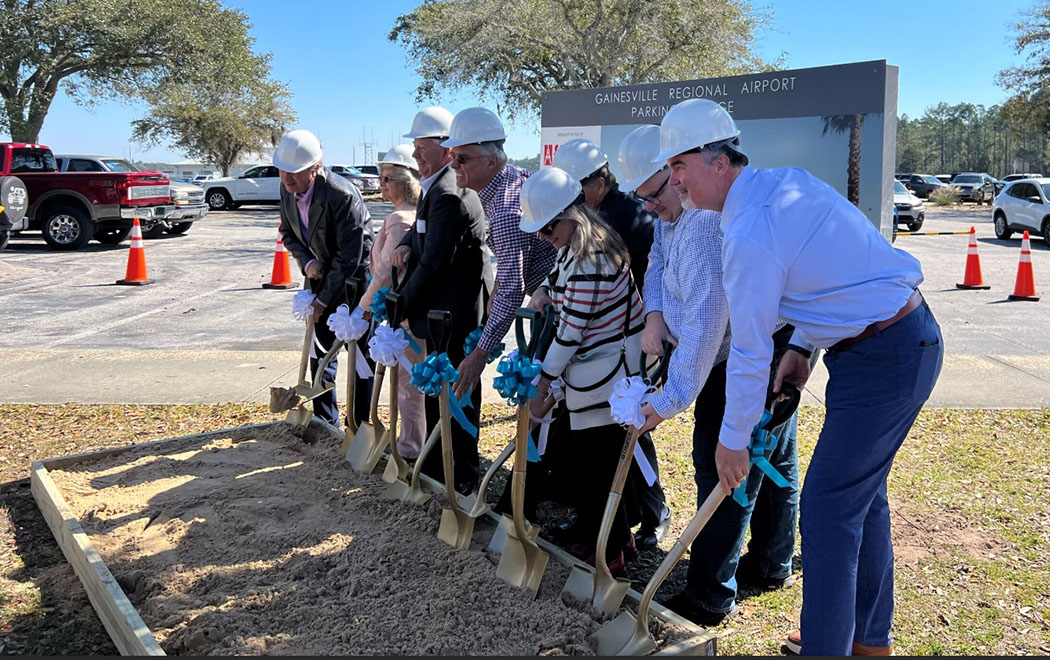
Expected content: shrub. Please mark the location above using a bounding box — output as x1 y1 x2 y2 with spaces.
929 187 960 206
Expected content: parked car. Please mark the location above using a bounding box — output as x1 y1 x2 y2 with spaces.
951 172 996 204
899 173 946 198
935 174 953 184
894 180 925 231
1001 172 1043 183
55 154 207 238
0 142 172 250
192 174 218 185
354 164 380 176
992 178 1050 246
201 165 281 210
980 173 1006 195
329 165 380 193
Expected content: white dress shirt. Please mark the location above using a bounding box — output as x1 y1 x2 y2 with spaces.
718 166 923 450
419 163 449 196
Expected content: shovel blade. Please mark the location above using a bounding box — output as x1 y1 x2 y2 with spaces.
404 484 432 506
381 452 409 484
437 507 474 550
346 423 384 472
380 478 411 501
593 610 656 656
561 564 596 605
488 515 538 554
592 576 632 620
284 405 312 427
496 525 549 597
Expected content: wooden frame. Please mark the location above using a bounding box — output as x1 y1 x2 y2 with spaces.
31 420 716 657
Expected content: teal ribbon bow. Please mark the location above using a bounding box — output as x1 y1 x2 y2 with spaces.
463 326 505 364
411 352 477 437
493 352 541 406
732 409 791 507
369 286 390 324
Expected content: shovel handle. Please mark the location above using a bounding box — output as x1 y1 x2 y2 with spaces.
514 308 541 359
594 424 644 583
427 309 453 353
635 485 726 631
764 382 802 431
345 277 360 308
640 339 674 386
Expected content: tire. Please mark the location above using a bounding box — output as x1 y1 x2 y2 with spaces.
207 189 230 210
0 230 8 250
908 218 924 232
141 222 167 239
41 205 93 250
994 211 1013 240
166 221 192 235
1043 218 1050 248
94 225 132 244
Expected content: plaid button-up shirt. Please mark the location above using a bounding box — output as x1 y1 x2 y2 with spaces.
476 164 557 352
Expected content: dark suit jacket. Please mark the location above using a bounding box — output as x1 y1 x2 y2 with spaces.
599 185 656 290
279 169 371 309
398 165 487 344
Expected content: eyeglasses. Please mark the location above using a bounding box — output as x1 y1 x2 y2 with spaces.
380 175 394 183
634 171 671 205
451 153 488 166
538 217 561 236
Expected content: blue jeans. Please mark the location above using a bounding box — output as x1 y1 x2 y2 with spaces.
685 359 801 613
800 301 942 655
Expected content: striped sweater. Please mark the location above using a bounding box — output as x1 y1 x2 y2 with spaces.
541 247 644 430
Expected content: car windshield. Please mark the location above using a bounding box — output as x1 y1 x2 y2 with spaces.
102 159 137 172
343 166 361 175
924 175 941 184
894 181 908 194
1041 184 1050 200
955 175 981 184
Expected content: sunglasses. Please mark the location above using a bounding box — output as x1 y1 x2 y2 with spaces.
634 171 671 205
451 153 488 166
538 217 561 236
380 175 394 183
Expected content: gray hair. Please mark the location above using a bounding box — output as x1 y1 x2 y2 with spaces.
478 140 508 167
380 163 421 207
701 138 749 167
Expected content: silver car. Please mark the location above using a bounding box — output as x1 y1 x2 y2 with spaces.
993 178 1050 246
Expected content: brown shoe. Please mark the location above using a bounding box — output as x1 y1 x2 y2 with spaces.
783 630 893 656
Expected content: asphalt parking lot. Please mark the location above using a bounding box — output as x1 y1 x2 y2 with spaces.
1 201 1048 406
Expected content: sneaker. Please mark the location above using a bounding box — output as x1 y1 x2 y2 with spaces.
736 554 796 591
783 630 894 656
663 592 738 628
635 505 672 549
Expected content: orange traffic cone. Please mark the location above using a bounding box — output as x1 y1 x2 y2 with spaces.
115 218 153 286
955 226 990 290
1008 231 1040 302
262 237 295 289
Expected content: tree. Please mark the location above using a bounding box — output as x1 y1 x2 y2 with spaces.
822 114 865 206
0 0 262 142
389 0 776 121
509 154 540 171
131 56 296 176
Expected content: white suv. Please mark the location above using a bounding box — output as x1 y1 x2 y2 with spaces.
992 178 1050 246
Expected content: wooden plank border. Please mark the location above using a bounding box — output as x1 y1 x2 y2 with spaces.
33 418 716 656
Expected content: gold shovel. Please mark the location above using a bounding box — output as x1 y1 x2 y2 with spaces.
562 342 674 618
339 279 363 454
382 423 440 503
594 382 803 654
345 362 387 471
593 485 725 656
379 272 411 485
495 309 549 597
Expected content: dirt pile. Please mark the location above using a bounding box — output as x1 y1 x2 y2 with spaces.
50 422 679 655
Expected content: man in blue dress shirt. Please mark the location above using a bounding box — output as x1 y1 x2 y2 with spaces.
655 99 944 656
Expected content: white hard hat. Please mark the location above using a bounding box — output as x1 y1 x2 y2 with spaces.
653 98 740 163
273 129 323 173
440 107 506 148
403 106 455 139
519 167 582 233
551 138 608 182
617 125 665 193
376 144 419 173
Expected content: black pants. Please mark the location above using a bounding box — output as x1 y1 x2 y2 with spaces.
418 332 481 490
311 307 373 428
628 431 667 532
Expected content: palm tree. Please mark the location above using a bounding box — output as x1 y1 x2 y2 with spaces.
822 114 866 206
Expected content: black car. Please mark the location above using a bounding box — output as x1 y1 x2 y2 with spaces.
899 173 946 198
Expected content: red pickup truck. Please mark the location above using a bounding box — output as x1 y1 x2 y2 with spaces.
0 142 173 250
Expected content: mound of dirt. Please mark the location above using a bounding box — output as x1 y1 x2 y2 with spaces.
48 422 694 655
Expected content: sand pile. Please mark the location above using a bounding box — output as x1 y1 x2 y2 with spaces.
49 422 686 655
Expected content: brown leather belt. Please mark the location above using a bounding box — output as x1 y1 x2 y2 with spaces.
830 290 922 351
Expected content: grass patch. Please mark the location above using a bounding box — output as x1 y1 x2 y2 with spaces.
1 404 1048 655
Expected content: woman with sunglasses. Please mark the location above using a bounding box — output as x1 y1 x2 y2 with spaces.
356 144 427 460
519 166 646 573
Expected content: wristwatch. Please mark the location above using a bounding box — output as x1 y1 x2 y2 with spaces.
786 344 812 359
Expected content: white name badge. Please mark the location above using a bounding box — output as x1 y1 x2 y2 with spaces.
416 217 427 234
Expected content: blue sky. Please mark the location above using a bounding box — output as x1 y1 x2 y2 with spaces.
7 0 1034 164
